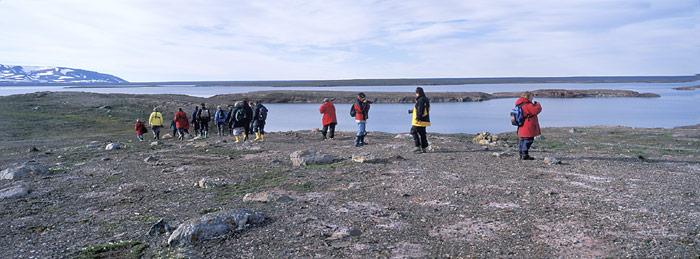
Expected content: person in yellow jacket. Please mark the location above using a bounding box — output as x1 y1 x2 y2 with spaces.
409 87 431 153
148 107 164 140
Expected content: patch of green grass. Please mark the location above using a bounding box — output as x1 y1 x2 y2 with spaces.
215 169 288 202
286 181 314 192
105 175 121 184
134 214 159 223
77 240 146 259
199 207 222 215
48 166 69 174
536 139 567 150
303 163 341 170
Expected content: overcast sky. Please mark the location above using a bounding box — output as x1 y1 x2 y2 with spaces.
1 0 698 82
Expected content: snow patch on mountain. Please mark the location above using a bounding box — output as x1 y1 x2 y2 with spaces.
0 64 128 84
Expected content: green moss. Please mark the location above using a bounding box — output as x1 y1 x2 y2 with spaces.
215 169 288 201
287 181 314 192
77 240 146 259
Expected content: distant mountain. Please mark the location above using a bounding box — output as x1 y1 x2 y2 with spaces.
0 64 127 84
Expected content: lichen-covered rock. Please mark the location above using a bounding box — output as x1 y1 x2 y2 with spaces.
1 161 49 180
472 132 499 145
194 177 228 189
167 209 266 246
289 150 335 167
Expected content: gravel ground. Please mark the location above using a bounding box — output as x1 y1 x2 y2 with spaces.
0 92 698 258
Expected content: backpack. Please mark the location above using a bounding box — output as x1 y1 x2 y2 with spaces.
349 104 356 117
510 104 524 126
257 106 268 121
199 109 211 120
235 108 245 122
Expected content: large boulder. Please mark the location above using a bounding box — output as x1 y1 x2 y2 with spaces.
289 150 335 167
0 182 30 200
1 162 49 180
167 209 266 246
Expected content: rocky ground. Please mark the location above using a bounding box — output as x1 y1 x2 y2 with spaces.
0 92 699 258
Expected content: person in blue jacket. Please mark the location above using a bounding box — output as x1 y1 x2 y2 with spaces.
214 105 227 136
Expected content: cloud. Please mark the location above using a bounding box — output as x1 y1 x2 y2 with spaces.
0 0 698 81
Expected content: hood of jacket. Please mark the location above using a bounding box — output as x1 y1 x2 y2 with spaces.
515 97 531 106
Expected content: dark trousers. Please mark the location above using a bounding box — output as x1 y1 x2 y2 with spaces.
411 126 428 148
242 121 251 139
152 126 162 140
322 123 336 139
199 120 210 133
519 137 534 155
217 123 225 135
253 120 266 134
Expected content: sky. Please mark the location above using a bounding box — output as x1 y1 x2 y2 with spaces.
0 0 699 82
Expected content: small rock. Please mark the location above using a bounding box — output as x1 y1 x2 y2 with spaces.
144 156 158 163
0 182 30 200
492 151 511 158
101 157 111 161
242 191 276 203
150 141 160 146
327 227 362 240
195 177 227 189
167 209 266 246
543 157 561 165
105 143 121 151
28 147 39 152
241 191 292 203
351 154 387 164
289 150 335 167
161 134 173 140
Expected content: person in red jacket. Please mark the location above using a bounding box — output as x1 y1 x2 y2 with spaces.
353 92 371 147
134 119 147 141
319 98 337 140
515 92 542 160
174 107 190 141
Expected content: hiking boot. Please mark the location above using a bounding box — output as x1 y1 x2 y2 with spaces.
412 147 422 153
354 137 362 147
421 148 427 153
522 155 535 160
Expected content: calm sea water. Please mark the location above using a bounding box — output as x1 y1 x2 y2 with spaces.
2 81 699 133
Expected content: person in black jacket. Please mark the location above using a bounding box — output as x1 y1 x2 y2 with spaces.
252 101 268 141
409 87 431 153
241 100 254 141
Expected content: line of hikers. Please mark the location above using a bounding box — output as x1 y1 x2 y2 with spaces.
135 88 542 160
135 100 269 143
